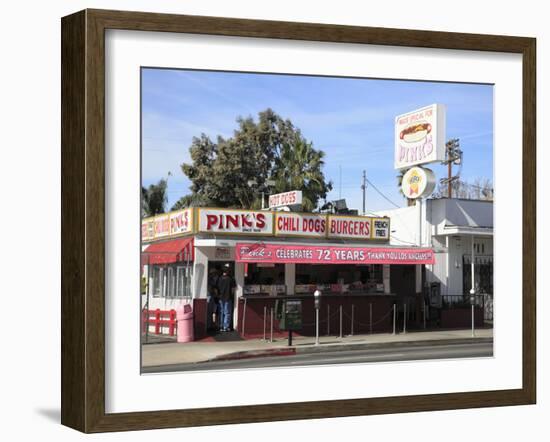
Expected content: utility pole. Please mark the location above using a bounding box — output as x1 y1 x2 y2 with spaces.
447 156 452 199
442 139 462 198
361 170 367 215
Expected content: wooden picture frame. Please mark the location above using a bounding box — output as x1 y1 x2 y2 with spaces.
61 8 536 433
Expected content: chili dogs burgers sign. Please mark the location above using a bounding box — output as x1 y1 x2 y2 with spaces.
198 208 273 235
275 212 326 238
395 104 446 170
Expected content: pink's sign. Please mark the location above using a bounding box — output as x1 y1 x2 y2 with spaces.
236 243 435 265
394 104 446 170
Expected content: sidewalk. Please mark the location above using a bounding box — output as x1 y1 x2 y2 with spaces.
141 328 493 368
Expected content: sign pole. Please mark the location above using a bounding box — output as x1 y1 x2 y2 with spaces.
315 308 320 345
264 305 267 342
270 307 274 343
418 198 423 247
314 290 321 345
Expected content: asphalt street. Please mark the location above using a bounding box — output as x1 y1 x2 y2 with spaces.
142 341 493 373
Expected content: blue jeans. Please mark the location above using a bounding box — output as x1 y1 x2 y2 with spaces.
207 294 217 329
220 299 233 330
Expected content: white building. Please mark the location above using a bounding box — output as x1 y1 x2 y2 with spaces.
377 198 493 299
140 207 437 337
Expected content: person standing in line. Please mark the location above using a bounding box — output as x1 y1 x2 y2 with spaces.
217 266 235 332
206 268 219 332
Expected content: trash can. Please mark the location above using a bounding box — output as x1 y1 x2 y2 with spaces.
176 303 194 343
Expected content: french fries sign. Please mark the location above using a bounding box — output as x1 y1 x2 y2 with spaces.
395 104 446 170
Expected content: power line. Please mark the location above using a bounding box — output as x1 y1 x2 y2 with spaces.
390 234 419 246
361 170 366 215
365 178 400 209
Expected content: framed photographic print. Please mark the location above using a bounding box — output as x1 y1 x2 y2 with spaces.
61 9 536 433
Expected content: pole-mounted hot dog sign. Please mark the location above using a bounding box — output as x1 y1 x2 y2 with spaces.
395 104 446 170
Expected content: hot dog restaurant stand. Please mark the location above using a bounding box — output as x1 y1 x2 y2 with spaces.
141 206 435 339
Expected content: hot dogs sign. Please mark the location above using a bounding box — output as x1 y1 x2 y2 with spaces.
395 104 446 170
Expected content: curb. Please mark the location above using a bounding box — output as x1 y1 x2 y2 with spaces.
294 337 493 354
212 348 297 361
210 336 493 362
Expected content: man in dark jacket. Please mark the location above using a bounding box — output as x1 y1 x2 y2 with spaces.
217 266 235 332
206 268 219 332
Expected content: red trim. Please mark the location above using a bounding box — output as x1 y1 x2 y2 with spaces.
142 237 194 265
141 309 177 336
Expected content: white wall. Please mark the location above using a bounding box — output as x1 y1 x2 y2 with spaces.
3 1 547 441
380 200 494 296
376 205 418 246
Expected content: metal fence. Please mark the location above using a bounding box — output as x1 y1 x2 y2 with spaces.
442 293 493 322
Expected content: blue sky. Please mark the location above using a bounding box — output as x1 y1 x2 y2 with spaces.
142 68 493 212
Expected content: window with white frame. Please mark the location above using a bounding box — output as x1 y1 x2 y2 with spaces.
177 265 193 299
167 267 175 297
150 264 193 298
152 266 163 297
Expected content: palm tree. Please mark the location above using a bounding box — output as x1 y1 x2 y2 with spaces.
170 193 213 211
272 135 332 212
142 179 168 216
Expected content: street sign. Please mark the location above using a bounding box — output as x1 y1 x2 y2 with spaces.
277 299 302 331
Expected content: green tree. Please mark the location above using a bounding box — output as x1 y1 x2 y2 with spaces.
272 134 332 211
142 179 167 216
141 187 150 217
178 109 331 211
